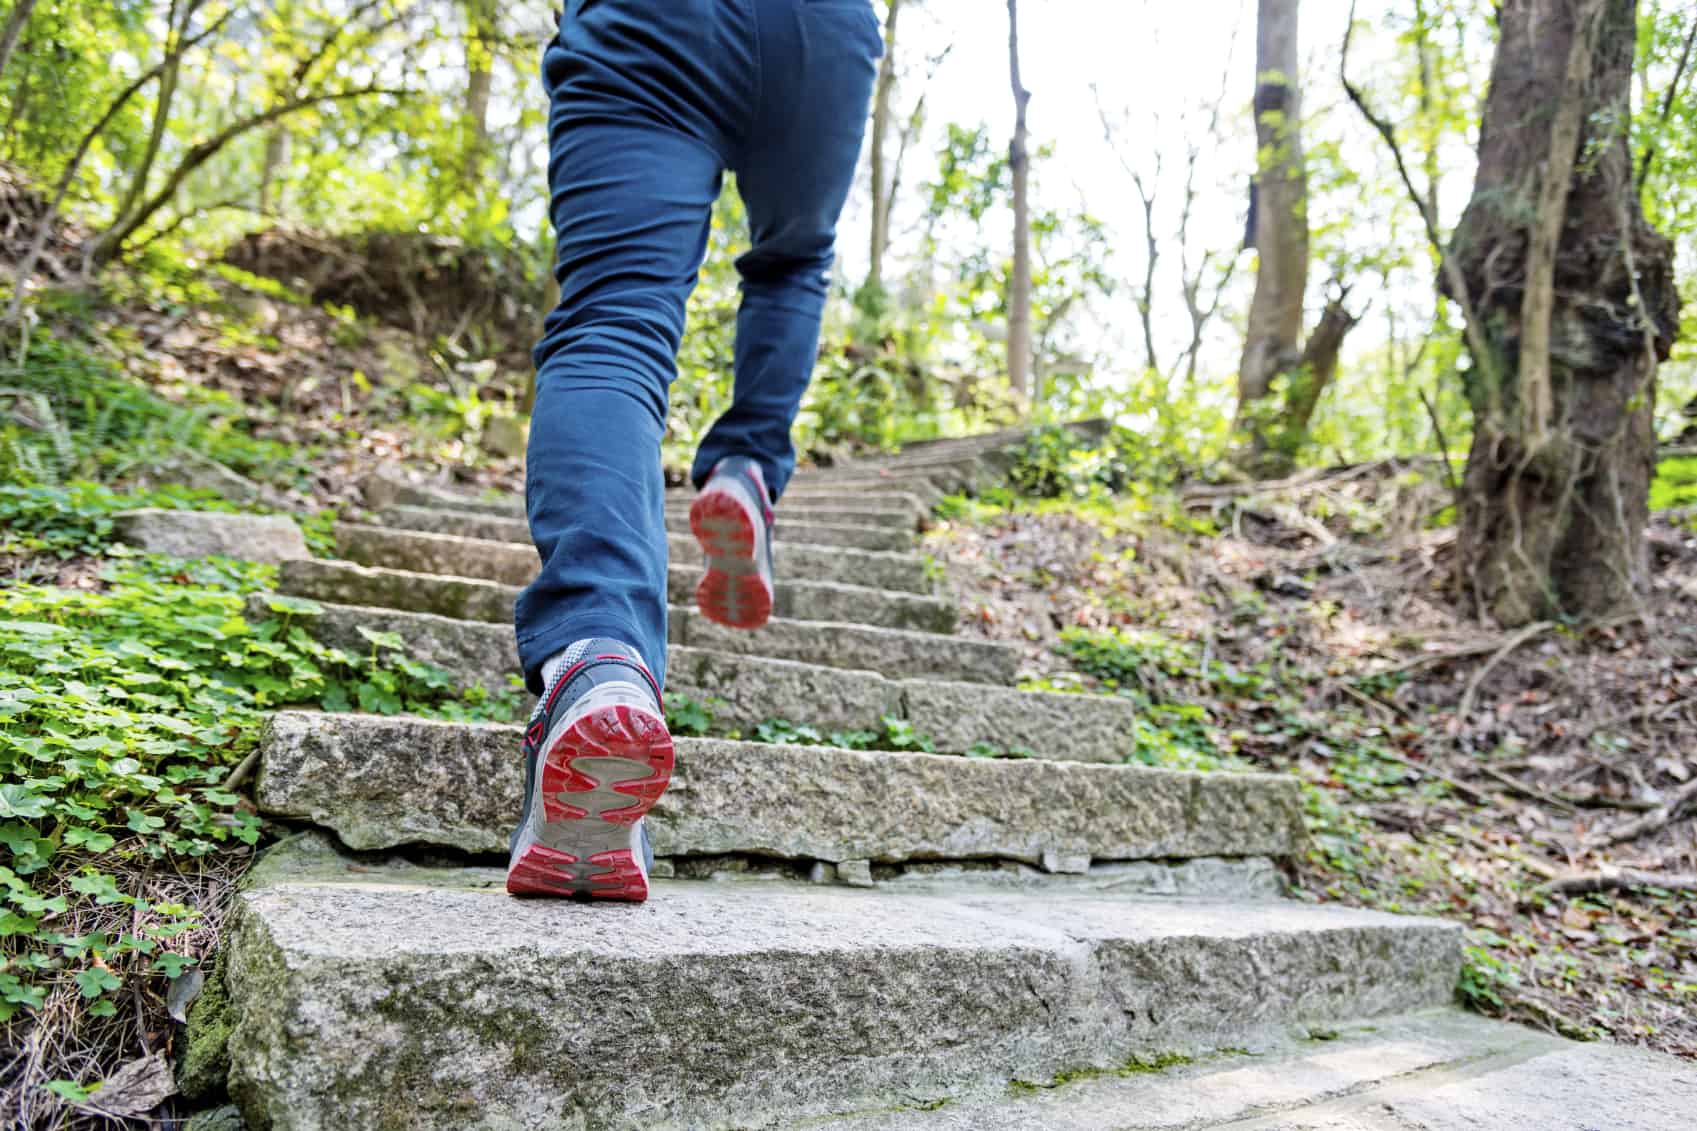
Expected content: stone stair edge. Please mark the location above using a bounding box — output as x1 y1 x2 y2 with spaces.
256 709 1303 864
276 556 958 634
218 831 1458 1130
335 518 929 567
243 591 1020 686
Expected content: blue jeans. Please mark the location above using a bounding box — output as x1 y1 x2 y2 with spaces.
516 0 881 693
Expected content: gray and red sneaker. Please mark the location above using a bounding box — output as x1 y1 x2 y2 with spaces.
689 455 776 631
507 639 673 901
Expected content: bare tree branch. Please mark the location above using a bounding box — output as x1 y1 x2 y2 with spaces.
1636 14 1697 191
1339 0 1498 396
0 0 38 83
94 85 408 265
1 3 243 331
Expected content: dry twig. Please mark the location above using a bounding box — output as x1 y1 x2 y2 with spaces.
1457 620 1556 722
1535 868 1697 898
1589 778 1697 847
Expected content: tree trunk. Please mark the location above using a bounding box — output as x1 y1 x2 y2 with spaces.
1233 0 1355 476
1447 0 1680 626
258 126 289 214
1236 0 1308 420
0 0 39 83
463 0 497 190
1005 0 1033 404
864 0 903 303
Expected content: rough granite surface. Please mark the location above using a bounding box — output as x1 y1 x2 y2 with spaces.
114 509 308 563
279 556 954 632
253 711 1302 860
373 504 915 553
810 1008 1697 1130
220 839 1460 1131
335 522 935 594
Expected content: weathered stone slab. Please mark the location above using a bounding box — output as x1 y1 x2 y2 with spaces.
253 711 1302 862
221 836 1458 1131
900 679 1139 763
113 509 308 563
371 504 915 553
814 1010 1592 1130
676 606 1016 684
663 648 1136 760
361 465 518 515
669 567 957 633
254 595 1014 689
276 559 518 623
277 558 953 633
335 522 933 594
334 523 536 585
665 645 901 730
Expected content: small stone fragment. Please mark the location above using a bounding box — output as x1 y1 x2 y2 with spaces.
1041 850 1092 875
807 861 837 885
837 859 874 887
650 858 675 879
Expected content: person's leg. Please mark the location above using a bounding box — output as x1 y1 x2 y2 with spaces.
512 1 758 901
690 0 883 501
519 1 752 692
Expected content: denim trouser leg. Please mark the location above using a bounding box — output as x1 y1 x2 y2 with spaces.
518 0 880 693
691 1 883 500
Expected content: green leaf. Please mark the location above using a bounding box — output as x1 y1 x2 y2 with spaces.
124 809 166 834
152 952 195 978
64 827 116 853
73 966 121 999
4 622 69 637
263 595 324 616
44 1079 94 1103
0 785 51 820
356 627 408 651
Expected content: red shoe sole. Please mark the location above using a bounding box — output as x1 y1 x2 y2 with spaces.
506 701 673 901
689 487 773 631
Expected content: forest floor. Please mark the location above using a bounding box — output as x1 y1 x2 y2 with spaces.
927 465 1697 1060
5 238 1696 1129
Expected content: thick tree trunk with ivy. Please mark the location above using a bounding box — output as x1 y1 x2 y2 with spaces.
1005 0 1033 403
1447 0 1679 626
1233 0 1351 475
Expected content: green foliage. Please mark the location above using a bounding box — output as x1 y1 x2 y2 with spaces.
0 554 515 1024
0 481 242 561
664 693 719 738
0 333 298 488
750 715 933 754
1458 937 1521 1012
1650 455 1697 511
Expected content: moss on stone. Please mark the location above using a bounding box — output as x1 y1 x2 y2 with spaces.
1007 1047 1217 1095
180 949 235 1101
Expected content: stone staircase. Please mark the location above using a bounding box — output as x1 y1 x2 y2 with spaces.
206 428 1691 1129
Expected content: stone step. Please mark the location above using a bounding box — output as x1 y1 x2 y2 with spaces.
260 585 1124 756
277 558 956 633
814 1009 1694 1130
334 522 935 595
369 504 915 553
216 834 1459 1131
779 481 943 506
362 468 518 515
255 593 1016 687
368 482 928 531
255 711 1302 863
663 646 1135 759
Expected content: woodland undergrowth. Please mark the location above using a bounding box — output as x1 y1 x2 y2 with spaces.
931 433 1697 1059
